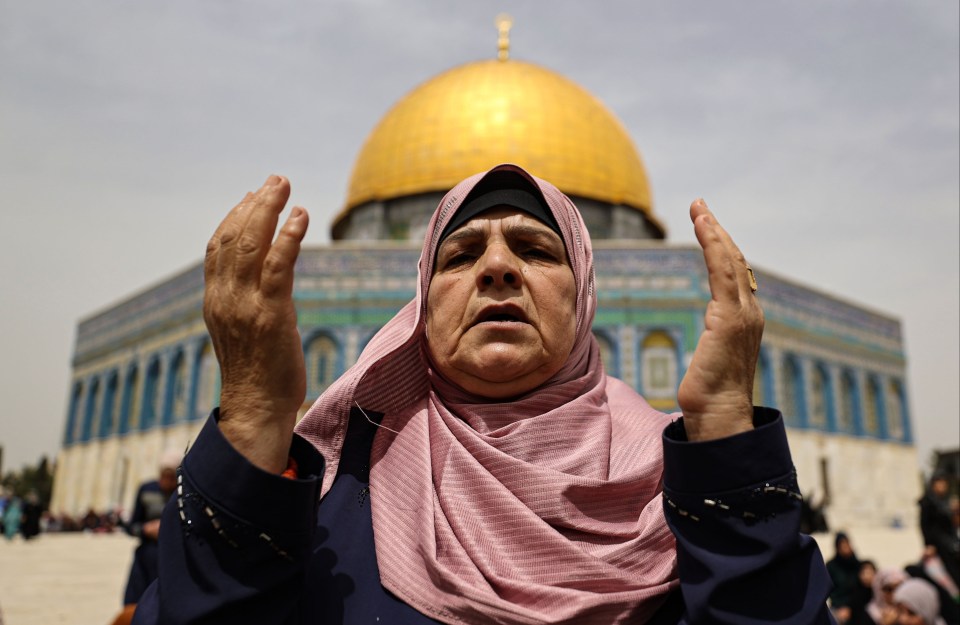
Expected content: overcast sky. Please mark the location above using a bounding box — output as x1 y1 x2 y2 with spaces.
1 0 957 473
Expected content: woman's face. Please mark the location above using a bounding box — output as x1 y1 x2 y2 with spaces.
895 604 925 625
426 207 577 399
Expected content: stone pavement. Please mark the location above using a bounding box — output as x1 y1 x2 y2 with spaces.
0 526 925 624
0 532 136 625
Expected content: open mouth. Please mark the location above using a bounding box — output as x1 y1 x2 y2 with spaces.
484 313 522 322
475 305 528 326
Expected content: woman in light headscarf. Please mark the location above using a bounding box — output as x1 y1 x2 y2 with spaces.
867 567 907 624
892 578 947 625
132 165 833 624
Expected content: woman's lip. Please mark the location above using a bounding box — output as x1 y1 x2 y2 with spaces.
474 305 529 325
473 319 529 328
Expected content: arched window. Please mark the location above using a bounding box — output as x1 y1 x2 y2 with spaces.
64 382 83 445
809 364 831 430
782 355 804 427
119 366 140 435
81 378 101 442
305 333 341 399
164 350 188 426
593 330 620 378
98 372 119 438
142 358 162 431
753 349 772 407
863 376 881 436
194 341 219 419
886 380 906 440
837 370 858 434
641 331 678 411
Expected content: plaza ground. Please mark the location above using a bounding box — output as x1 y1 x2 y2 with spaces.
0 532 135 625
0 527 925 624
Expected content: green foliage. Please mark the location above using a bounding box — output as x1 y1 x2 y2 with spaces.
1 456 53 509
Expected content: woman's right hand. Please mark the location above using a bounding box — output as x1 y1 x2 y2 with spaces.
203 175 310 473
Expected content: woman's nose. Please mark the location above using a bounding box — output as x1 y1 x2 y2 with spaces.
477 245 522 289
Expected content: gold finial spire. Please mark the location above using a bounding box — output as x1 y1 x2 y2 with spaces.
495 13 513 61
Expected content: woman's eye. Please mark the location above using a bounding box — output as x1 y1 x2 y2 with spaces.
442 253 475 268
523 247 556 261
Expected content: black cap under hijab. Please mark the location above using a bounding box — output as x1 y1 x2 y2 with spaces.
438 169 562 243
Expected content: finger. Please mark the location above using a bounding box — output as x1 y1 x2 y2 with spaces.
205 191 254 286
207 177 281 284
260 206 309 299
690 199 750 303
230 175 292 285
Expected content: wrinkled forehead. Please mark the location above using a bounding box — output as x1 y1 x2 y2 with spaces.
437 172 561 246
424 166 572 273
439 206 564 246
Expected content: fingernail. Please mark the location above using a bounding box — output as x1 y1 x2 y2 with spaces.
695 197 708 209
265 174 281 186
291 206 303 218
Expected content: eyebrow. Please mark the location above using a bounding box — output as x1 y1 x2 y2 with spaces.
440 221 563 249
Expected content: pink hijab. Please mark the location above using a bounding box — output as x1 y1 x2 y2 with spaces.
296 164 678 624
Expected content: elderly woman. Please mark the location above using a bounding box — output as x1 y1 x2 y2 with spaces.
133 165 833 624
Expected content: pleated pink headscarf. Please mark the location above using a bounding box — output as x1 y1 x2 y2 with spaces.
296 164 678 624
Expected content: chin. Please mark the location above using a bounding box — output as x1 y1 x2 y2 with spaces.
460 378 540 401
456 363 555 399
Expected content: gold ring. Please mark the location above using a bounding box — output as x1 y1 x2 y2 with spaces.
746 266 758 293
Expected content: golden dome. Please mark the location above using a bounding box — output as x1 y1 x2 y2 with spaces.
334 58 663 235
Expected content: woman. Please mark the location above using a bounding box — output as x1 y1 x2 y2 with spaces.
867 567 907 624
829 532 864 622
919 474 960 590
133 164 833 623
892 578 947 625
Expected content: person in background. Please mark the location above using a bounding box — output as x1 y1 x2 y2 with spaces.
866 567 907 625
892 578 948 625
19 491 42 540
2 496 21 541
849 559 878 625
829 531 864 623
903 560 960 624
0 489 8 537
122 448 180 606
919 473 960 590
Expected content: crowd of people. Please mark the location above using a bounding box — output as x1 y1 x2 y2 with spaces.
0 490 43 540
0 496 122 536
826 474 960 625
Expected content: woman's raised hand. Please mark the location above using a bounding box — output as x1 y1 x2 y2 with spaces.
677 199 764 441
203 175 309 473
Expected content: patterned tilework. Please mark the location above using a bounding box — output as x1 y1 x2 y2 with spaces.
57 241 916 524
67 242 909 443
74 264 205 366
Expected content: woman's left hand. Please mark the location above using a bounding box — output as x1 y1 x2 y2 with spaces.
677 199 764 441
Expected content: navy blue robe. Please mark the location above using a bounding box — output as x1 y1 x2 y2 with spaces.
133 407 834 624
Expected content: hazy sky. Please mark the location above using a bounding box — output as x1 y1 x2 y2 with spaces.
1 1 957 473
